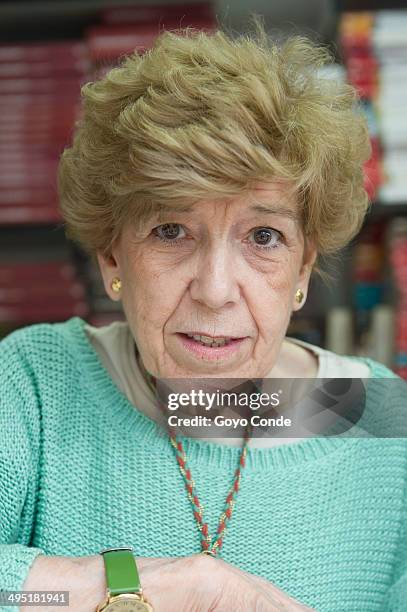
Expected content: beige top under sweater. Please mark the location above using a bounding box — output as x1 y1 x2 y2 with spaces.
84 320 371 448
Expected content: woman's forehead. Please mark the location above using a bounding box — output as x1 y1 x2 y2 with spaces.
153 182 299 220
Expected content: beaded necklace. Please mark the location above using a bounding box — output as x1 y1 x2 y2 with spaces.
135 349 252 557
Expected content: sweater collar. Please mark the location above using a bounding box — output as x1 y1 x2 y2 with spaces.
62 316 386 472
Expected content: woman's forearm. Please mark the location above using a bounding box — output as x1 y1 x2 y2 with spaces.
20 553 106 611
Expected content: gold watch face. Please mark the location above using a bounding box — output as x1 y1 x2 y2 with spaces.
102 595 153 611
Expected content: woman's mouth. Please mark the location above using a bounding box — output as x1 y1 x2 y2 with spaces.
176 332 248 360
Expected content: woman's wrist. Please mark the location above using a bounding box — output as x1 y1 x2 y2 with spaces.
75 554 107 609
21 553 107 612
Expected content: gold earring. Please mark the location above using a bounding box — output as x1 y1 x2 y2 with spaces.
111 277 122 293
295 289 304 303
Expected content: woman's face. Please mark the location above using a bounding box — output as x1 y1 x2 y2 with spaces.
98 182 317 379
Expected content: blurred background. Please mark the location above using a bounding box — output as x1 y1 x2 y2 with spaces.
0 0 406 378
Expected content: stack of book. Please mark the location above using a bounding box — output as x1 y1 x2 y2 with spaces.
0 41 89 224
86 1 216 73
339 12 383 202
373 11 407 203
340 10 407 204
388 218 407 379
0 259 89 334
351 221 389 358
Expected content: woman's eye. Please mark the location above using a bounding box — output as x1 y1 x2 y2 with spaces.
153 223 186 242
249 227 283 249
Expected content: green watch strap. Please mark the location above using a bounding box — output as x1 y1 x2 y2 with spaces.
101 547 141 597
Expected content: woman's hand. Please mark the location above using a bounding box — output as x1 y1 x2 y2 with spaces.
139 553 315 611
21 552 314 611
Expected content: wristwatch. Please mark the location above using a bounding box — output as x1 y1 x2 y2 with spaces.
96 546 153 611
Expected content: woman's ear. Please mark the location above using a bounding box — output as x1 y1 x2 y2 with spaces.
96 250 122 301
293 237 318 310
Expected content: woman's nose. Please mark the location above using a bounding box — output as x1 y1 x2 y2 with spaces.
188 243 241 310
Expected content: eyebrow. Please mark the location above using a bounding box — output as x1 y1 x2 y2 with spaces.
249 203 300 222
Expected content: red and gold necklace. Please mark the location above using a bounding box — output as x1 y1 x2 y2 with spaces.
136 350 252 557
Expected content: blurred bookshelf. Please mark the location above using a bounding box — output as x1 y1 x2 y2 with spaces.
0 0 406 379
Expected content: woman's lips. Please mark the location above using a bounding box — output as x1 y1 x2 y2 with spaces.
176 332 247 361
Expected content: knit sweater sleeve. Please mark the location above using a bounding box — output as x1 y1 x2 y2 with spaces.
0 327 46 606
386 513 407 611
385 444 407 611
379 365 407 611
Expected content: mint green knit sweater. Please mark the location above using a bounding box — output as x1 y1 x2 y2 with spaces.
1 316 407 611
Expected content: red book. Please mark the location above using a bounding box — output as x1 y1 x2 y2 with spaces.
0 42 87 63
0 76 84 95
0 111 77 124
0 187 58 206
0 170 57 189
0 128 73 145
102 2 214 25
0 206 62 224
0 302 89 323
0 145 62 159
0 158 59 171
87 21 216 61
0 262 76 283
0 290 86 308
0 60 88 80
0 282 86 302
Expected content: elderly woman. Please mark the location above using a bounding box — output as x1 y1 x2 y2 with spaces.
1 22 406 612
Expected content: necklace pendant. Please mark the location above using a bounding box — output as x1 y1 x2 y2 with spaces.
201 549 216 557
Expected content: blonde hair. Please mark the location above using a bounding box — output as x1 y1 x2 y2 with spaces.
58 18 371 282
